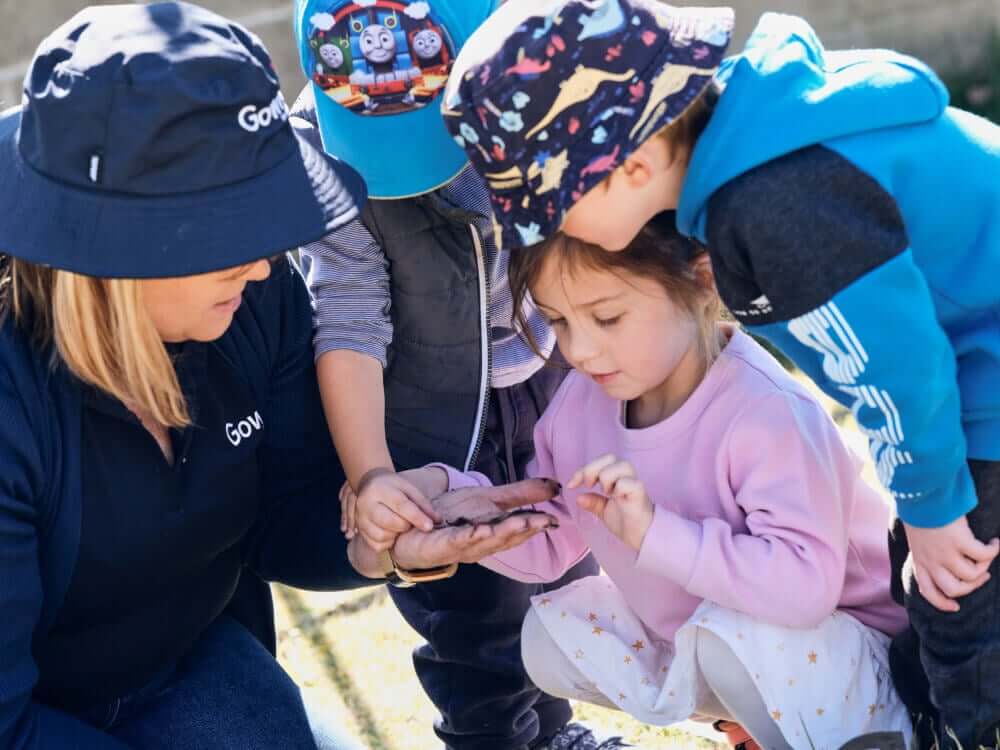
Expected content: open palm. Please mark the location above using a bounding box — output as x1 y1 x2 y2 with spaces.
392 479 562 569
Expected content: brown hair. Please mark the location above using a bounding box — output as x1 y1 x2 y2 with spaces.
655 82 718 164
0 255 190 428
509 224 724 367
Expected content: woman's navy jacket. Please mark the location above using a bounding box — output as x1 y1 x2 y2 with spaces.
0 259 368 748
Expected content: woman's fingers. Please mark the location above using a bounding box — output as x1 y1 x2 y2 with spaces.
391 512 556 569
338 482 350 534
567 454 617 490
458 514 555 560
346 491 359 539
339 482 358 538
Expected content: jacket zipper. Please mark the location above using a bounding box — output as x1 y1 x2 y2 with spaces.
464 222 493 472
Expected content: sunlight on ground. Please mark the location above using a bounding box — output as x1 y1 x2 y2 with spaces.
275 585 722 750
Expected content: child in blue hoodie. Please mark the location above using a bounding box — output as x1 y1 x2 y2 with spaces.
440 1 1000 748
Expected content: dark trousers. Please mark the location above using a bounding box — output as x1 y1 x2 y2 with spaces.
889 459 1000 749
390 362 600 749
390 558 599 750
73 616 340 749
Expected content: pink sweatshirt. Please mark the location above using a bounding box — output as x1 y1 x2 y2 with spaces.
440 330 907 641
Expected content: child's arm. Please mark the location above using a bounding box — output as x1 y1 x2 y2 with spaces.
706 147 997 610
317 350 391 487
636 392 864 630
317 351 438 540
302 224 438 549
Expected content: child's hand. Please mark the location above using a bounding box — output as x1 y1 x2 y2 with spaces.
903 516 999 612
339 469 443 552
567 454 654 552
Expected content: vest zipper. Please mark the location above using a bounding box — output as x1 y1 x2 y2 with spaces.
464 223 492 472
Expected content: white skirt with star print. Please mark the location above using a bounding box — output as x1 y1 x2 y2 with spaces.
531 576 912 750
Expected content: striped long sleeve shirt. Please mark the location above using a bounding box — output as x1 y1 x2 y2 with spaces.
301 165 555 388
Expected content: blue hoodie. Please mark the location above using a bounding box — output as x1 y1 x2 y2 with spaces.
677 14 1000 528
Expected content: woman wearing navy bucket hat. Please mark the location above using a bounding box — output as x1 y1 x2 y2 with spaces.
287 1 626 748
0 3 555 748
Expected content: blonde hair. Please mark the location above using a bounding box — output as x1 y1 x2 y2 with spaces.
509 226 725 369
0 256 190 428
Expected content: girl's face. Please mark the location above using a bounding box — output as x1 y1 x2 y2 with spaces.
531 255 706 419
140 258 272 343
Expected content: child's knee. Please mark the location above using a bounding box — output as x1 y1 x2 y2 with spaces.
694 628 742 694
520 608 557 693
520 607 591 702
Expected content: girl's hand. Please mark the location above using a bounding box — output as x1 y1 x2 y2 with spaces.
339 468 444 551
568 454 654 552
903 517 999 612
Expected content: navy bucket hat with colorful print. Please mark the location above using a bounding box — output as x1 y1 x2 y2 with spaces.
296 0 499 198
442 0 734 249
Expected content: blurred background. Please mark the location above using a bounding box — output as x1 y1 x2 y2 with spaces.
1 1 999 118
2 1 997 748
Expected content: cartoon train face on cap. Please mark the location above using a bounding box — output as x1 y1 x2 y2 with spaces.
308 1 457 116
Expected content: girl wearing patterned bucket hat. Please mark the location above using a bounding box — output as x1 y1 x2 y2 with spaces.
0 3 547 748
444 2 1000 748
291 2 627 747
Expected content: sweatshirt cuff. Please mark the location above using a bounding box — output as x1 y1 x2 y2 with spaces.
313 337 389 368
427 463 489 491
894 466 979 528
634 505 702 587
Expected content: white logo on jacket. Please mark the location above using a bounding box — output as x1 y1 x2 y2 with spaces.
238 92 289 133
226 411 264 446
787 302 915 495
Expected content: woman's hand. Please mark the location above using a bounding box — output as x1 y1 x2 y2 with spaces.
391 479 562 569
903 516 998 611
339 467 448 551
568 454 654 552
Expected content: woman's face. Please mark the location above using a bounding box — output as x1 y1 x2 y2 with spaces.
140 258 272 342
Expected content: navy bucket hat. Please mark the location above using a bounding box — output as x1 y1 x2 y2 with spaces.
295 0 499 198
0 1 367 279
441 0 733 249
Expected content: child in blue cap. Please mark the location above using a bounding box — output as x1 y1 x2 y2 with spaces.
290 2 618 749
441 2 1000 748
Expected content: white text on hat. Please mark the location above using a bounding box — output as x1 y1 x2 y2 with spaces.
238 92 290 133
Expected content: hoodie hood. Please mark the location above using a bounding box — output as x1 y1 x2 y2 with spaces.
677 13 949 242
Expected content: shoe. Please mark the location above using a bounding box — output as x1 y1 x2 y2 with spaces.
535 721 632 749
713 720 762 750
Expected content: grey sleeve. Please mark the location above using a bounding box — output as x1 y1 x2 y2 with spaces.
290 99 393 365
300 219 393 366
705 144 909 325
